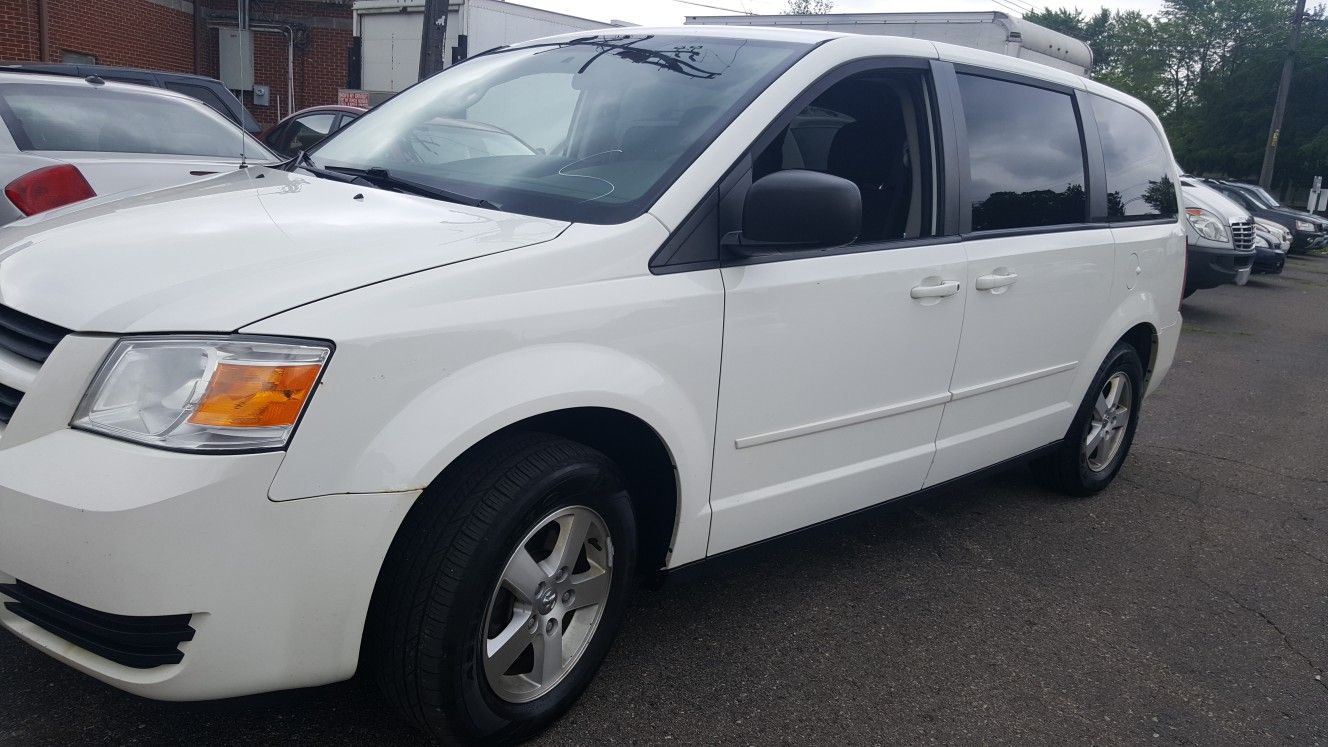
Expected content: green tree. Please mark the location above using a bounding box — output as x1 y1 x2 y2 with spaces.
1029 1 1328 201
784 0 834 14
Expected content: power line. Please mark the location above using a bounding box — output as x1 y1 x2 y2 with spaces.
671 0 755 14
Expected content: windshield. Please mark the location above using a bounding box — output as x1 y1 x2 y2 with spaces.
1219 186 1259 211
0 82 271 160
1232 185 1274 209
1246 185 1281 207
313 34 808 223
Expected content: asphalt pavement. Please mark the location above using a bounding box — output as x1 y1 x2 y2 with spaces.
1 256 1325 745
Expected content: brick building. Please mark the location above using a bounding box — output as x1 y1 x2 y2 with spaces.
0 0 353 128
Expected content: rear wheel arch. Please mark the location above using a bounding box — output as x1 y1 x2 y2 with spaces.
1118 322 1158 387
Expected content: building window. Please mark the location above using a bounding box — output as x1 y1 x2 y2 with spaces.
62 51 97 65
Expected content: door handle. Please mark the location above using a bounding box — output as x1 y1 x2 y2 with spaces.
975 271 1019 291
909 280 961 299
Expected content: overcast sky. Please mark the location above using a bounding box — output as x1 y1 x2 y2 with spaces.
515 0 1169 26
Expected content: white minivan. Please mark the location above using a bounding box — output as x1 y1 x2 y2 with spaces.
0 28 1182 744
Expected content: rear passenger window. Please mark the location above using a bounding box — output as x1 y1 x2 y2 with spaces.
958 74 1086 232
753 69 938 244
164 81 237 124
1090 95 1177 221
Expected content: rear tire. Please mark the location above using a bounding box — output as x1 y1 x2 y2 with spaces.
366 432 636 745
1032 342 1144 496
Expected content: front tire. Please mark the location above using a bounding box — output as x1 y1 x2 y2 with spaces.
366 433 636 745
1033 342 1144 496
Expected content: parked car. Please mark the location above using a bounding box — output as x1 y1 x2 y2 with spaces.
1230 181 1328 241
0 29 1184 743
1252 217 1290 274
1251 225 1286 274
0 72 275 226
1202 178 1327 253
0 62 261 134
1254 215 1293 253
1179 178 1256 295
261 105 364 158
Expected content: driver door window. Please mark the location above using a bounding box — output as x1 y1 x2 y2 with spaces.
753 70 938 245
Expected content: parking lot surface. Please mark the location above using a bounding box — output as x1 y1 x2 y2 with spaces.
1 257 1325 745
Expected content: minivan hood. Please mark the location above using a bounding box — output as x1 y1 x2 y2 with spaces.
0 169 568 332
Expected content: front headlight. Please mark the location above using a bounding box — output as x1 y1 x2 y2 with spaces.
73 336 331 452
1186 208 1231 243
1295 220 1315 232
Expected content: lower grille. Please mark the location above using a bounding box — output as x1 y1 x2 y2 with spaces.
1231 220 1255 251
1235 253 1254 270
0 383 19 425
0 580 194 669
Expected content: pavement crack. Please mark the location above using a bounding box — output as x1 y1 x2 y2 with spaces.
1136 443 1328 485
1198 578 1328 697
1295 547 1328 567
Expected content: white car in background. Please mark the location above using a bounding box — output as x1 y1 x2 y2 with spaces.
0 72 273 226
1254 216 1292 253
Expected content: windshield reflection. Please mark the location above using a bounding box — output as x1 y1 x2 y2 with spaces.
312 34 805 224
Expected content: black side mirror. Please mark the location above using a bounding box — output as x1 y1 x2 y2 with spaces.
725 170 861 256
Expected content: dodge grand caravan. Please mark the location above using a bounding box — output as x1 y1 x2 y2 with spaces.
0 28 1183 744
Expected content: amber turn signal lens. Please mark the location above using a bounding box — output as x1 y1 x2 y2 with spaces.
189 362 322 428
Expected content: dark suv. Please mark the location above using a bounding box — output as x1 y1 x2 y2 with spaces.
1202 178 1327 253
0 63 260 134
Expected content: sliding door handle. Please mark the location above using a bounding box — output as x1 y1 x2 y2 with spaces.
910 280 961 299
975 271 1019 291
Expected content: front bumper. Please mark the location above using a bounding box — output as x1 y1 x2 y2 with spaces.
1292 230 1325 252
0 428 416 700
1253 244 1286 273
1185 243 1255 291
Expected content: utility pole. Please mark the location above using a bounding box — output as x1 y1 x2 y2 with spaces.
1258 0 1307 189
418 0 450 81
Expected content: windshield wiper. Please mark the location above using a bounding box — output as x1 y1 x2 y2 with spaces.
325 166 498 210
279 150 358 183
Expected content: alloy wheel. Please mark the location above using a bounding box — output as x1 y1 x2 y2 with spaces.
480 505 613 704
1084 371 1133 472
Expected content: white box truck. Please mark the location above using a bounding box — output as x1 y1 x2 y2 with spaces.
686 11 1093 75
350 0 611 95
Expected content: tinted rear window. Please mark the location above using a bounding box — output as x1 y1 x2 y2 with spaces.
164 80 239 124
958 74 1087 232
1090 95 1177 221
0 83 267 158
